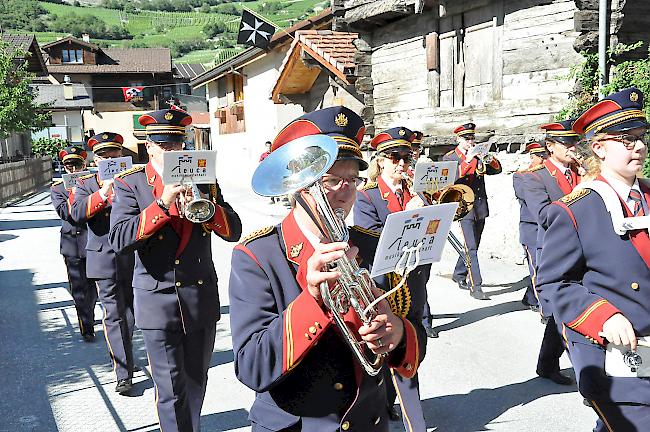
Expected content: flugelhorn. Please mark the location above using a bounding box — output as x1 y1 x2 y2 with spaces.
177 180 216 223
252 135 386 376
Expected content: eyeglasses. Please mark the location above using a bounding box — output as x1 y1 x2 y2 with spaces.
321 174 364 190
463 135 476 141
386 151 412 164
606 133 649 150
64 161 84 169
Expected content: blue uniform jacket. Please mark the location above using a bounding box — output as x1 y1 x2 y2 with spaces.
536 179 650 404
51 180 88 259
71 173 134 280
512 171 538 248
229 211 422 431
442 147 501 220
109 163 242 332
354 176 413 232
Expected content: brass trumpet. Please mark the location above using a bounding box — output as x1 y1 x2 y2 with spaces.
177 180 216 223
251 135 386 376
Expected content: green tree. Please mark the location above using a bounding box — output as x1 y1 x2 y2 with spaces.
32 137 68 158
0 42 51 140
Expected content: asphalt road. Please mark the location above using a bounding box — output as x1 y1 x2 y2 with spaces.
0 181 596 432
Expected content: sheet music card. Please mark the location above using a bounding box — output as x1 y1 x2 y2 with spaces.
370 202 458 277
162 150 217 185
465 142 490 161
97 156 133 181
412 161 457 193
62 171 91 189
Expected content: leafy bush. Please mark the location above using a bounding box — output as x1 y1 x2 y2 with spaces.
32 138 68 159
170 38 213 57
203 22 227 38
47 12 133 40
0 0 48 32
557 42 650 176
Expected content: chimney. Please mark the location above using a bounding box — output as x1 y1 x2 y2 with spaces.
63 76 73 100
82 34 90 43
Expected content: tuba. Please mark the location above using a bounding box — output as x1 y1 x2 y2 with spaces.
252 135 386 376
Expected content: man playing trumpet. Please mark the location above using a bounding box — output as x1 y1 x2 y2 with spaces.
109 108 242 432
443 122 502 300
229 107 423 431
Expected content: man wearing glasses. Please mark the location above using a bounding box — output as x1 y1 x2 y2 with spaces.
71 132 136 395
443 123 502 300
109 108 242 432
51 145 98 342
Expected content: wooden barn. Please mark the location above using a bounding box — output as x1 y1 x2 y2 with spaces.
333 0 650 153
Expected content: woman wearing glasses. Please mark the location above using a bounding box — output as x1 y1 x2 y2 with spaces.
536 87 650 431
353 127 428 431
442 123 502 300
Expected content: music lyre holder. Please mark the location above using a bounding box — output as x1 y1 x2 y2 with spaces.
364 239 424 315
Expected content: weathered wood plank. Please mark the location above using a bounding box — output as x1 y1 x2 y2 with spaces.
374 79 429 98
502 42 582 75
372 59 427 84
505 9 575 31
374 90 430 113
504 19 575 41
502 70 575 99
504 0 575 24
502 31 577 52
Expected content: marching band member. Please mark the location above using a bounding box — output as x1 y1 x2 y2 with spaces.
51 145 97 342
109 108 241 432
229 107 424 432
70 132 136 394
353 126 429 428
512 142 548 312
537 87 650 431
443 123 502 300
522 120 581 386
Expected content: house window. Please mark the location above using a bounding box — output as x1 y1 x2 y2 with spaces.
215 73 245 135
62 49 84 64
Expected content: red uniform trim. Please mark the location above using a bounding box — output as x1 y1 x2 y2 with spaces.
86 189 106 219
567 299 621 344
204 204 231 237
553 201 577 229
234 244 261 268
544 159 578 195
136 201 170 241
389 318 419 379
377 176 411 213
455 147 478 177
282 290 331 373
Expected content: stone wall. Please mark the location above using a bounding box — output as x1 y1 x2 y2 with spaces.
0 158 52 206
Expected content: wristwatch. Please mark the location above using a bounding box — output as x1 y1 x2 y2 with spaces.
156 198 170 215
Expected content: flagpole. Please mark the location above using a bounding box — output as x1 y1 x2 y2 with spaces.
241 5 295 41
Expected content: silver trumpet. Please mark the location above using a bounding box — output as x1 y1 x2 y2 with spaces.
177 180 216 223
251 135 386 376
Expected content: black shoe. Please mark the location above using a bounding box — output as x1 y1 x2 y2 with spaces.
537 370 574 386
453 278 470 290
387 405 401 421
115 378 133 394
424 324 439 338
470 287 490 300
82 333 95 343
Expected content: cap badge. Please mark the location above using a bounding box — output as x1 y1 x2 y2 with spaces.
630 92 639 102
71 148 76 153
102 134 109 139
164 112 174 121
335 113 348 127
290 242 303 259
399 129 405 136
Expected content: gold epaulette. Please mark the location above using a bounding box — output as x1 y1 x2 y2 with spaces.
115 165 144 179
445 149 455 156
528 164 545 172
350 225 380 237
241 225 275 245
51 179 63 187
78 173 95 180
560 188 590 205
361 181 377 191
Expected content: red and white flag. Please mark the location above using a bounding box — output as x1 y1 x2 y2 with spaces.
122 87 144 102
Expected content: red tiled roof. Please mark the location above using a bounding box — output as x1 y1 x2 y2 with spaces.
47 47 172 74
296 30 357 75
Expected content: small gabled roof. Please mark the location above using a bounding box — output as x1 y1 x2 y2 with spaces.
47 47 172 74
173 62 207 80
41 36 100 51
1 33 48 75
32 83 93 109
272 30 358 102
191 8 332 88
